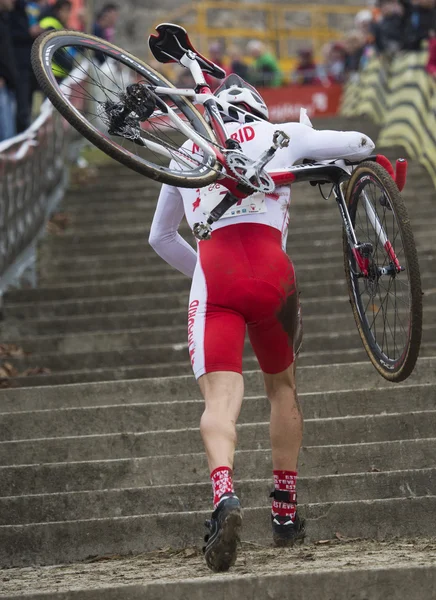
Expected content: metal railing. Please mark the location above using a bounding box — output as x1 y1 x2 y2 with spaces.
0 64 88 303
155 2 365 73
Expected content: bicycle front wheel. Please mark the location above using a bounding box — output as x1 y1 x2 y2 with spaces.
31 30 219 188
343 161 422 382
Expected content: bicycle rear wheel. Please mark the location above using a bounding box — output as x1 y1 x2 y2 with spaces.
31 30 219 187
343 161 422 382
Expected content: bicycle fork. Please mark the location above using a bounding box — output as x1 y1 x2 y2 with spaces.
334 181 403 278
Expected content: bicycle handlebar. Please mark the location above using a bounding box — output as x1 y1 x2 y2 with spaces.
376 154 408 191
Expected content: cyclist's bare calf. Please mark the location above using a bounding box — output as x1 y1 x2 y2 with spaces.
198 371 244 471
263 363 302 471
198 364 302 474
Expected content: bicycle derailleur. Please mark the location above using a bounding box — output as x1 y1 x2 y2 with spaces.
104 83 156 140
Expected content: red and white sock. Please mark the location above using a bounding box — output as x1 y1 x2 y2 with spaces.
210 466 234 508
272 470 298 522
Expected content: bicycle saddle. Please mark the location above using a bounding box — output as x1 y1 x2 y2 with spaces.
149 23 226 79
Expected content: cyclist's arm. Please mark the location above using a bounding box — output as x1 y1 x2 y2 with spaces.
149 183 197 278
282 124 375 163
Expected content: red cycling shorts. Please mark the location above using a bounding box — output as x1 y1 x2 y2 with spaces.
187 223 302 379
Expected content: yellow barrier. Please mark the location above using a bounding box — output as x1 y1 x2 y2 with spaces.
341 51 436 187
155 2 365 73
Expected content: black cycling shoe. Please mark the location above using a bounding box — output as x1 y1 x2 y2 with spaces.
270 490 306 547
203 493 242 572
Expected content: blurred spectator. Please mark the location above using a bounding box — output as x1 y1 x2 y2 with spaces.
93 3 119 43
205 41 229 90
372 0 404 55
322 42 347 83
39 0 72 30
0 0 17 142
229 45 248 79
355 9 375 42
39 0 74 80
292 48 322 84
427 30 436 75
175 65 195 89
344 31 368 73
246 40 283 87
401 0 436 50
10 0 42 132
27 0 48 37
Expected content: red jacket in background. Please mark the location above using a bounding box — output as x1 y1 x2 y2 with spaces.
427 37 436 76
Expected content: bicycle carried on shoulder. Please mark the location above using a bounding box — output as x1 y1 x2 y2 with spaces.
31 23 422 382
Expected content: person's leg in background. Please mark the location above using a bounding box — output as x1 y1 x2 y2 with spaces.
0 83 16 141
14 65 32 133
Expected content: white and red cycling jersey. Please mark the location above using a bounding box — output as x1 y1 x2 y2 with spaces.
150 120 374 379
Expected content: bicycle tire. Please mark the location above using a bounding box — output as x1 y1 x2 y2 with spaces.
31 30 219 188
343 160 422 382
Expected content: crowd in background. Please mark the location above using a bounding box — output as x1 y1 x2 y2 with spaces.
0 0 120 143
173 0 436 91
1 0 436 143
285 0 436 87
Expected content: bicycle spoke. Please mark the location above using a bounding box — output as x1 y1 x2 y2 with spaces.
349 170 413 366
35 33 217 185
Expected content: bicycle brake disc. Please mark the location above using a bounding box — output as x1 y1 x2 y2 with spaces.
225 151 275 194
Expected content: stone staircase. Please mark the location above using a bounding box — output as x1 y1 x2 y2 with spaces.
1 117 436 598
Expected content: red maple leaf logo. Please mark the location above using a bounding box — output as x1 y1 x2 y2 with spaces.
192 198 201 211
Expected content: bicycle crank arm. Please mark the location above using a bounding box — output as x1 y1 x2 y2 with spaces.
244 130 290 180
192 192 240 240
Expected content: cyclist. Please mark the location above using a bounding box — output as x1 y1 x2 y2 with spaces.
149 74 375 572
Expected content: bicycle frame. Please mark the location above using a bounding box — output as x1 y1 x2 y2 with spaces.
149 51 403 276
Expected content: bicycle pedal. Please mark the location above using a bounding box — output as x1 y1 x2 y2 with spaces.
273 130 290 149
193 222 212 240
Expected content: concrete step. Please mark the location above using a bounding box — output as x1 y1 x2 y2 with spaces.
2 410 436 486
2 468 434 525
37 247 349 279
1 357 434 409
5 301 434 339
4 269 428 303
4 320 433 367
37 252 434 286
2 383 433 440
1 426 434 476
1 553 436 600
34 234 433 263
62 180 435 205
1 496 436 567
60 178 433 210
9 344 436 388
69 179 158 193
1 345 431 393
60 206 348 229
0 349 370 387
39 219 436 250
35 247 347 278
41 214 436 244
3 292 189 320
2 306 362 338
5 284 436 321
